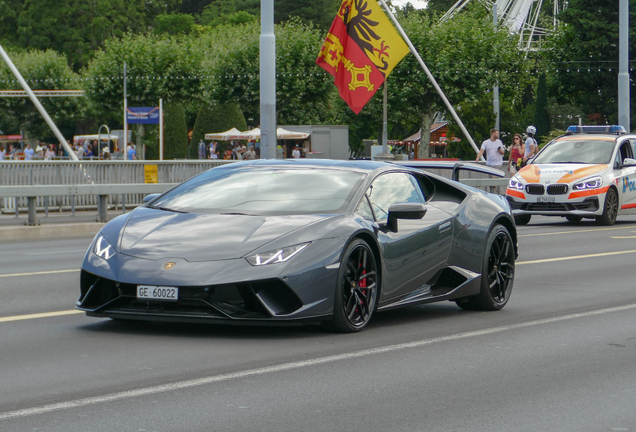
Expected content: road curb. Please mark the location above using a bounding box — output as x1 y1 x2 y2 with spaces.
0 223 103 243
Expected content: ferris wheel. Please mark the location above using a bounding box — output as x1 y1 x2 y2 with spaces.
440 0 568 52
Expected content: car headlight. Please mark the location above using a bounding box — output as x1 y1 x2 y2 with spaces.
245 243 310 266
93 235 115 260
509 178 525 190
573 176 603 190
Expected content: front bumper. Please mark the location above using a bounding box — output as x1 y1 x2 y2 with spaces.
506 186 606 217
76 237 347 324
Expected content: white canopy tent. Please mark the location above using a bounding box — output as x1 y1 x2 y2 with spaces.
73 134 119 141
204 128 251 141
275 127 310 140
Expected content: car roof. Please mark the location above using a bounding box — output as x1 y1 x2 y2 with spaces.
218 158 398 173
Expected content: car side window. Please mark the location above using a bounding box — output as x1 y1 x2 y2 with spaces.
367 173 423 221
616 142 633 168
355 195 375 221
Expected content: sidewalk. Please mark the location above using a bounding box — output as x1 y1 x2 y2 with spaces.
0 210 111 242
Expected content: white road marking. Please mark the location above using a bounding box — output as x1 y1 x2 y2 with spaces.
24 250 86 255
517 249 636 265
519 225 636 237
1 303 636 421
0 269 79 278
0 310 83 323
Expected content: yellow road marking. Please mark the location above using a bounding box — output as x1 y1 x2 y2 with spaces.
610 236 636 239
519 225 636 237
518 249 636 265
0 309 83 323
0 269 79 278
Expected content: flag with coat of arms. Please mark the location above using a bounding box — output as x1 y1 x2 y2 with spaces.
316 0 410 114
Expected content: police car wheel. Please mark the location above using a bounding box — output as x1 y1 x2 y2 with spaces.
596 188 618 226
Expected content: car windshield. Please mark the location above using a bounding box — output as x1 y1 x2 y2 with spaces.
533 139 615 165
150 167 365 215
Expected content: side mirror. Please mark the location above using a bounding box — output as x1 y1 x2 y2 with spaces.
386 202 427 232
143 193 161 204
623 158 636 168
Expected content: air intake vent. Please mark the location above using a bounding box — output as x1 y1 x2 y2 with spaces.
547 184 569 195
525 184 545 195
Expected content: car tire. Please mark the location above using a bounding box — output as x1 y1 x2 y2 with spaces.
566 215 583 223
596 188 618 226
514 214 531 226
455 224 515 311
324 238 379 333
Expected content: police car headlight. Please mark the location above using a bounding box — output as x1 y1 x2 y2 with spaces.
509 178 525 190
245 243 309 266
93 235 115 260
573 176 603 190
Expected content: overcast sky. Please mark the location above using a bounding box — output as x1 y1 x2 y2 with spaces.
391 0 428 8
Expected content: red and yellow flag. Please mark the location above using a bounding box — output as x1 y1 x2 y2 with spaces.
316 0 410 114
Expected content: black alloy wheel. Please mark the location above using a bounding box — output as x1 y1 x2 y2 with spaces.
325 239 379 333
597 188 618 226
456 224 515 311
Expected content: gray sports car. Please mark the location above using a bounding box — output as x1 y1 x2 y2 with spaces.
77 159 517 332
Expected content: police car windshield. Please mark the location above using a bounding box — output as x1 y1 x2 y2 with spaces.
533 139 615 165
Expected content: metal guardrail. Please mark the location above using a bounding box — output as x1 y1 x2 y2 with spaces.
0 160 232 215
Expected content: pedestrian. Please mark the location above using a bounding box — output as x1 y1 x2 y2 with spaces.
127 142 137 160
45 144 56 160
0 144 5 160
7 144 15 159
475 128 505 171
292 144 301 159
231 143 243 160
244 145 256 160
523 126 538 165
507 134 523 173
23 143 35 161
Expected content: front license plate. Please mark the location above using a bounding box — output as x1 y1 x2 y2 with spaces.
537 196 555 203
137 285 178 301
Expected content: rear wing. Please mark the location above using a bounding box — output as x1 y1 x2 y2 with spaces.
392 161 505 181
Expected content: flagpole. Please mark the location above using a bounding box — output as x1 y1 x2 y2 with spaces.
378 0 482 158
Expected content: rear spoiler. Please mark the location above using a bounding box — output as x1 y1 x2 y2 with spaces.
392 161 505 181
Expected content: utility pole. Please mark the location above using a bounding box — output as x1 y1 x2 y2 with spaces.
493 4 500 132
123 62 128 160
619 0 630 131
260 0 277 158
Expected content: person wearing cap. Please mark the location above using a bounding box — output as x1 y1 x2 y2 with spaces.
523 125 538 165
292 144 301 159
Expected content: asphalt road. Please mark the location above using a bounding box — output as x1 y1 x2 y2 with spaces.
1 215 636 431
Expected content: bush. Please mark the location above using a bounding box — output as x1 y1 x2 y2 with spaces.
189 103 247 158
163 102 188 160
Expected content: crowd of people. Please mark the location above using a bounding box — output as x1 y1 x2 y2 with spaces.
476 125 538 174
0 140 139 161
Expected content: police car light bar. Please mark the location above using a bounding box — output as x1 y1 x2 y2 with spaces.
566 125 627 135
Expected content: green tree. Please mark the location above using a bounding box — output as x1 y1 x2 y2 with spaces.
189 103 247 158
0 0 22 46
13 0 179 70
388 7 528 158
546 0 636 125
208 20 337 125
425 0 457 15
0 49 85 141
533 73 550 140
154 13 196 35
83 33 205 126
163 102 188 160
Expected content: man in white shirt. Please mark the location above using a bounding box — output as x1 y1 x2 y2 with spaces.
292 145 301 159
524 125 538 164
475 128 505 170
23 143 34 160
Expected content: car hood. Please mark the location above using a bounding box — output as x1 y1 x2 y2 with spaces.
118 207 329 262
516 163 610 184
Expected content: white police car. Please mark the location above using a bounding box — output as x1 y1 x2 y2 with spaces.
506 125 636 225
